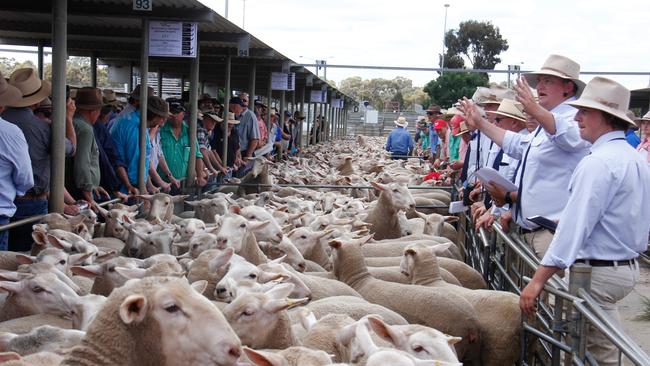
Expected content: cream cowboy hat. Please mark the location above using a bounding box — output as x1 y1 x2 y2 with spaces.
635 111 650 127
454 121 470 137
394 116 408 127
523 54 586 96
486 98 526 123
226 112 240 125
8 68 51 107
472 86 516 105
567 77 634 127
443 106 463 116
0 72 22 107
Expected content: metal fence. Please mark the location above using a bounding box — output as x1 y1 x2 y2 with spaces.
459 211 650 366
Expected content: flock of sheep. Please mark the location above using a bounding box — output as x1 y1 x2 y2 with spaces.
0 136 522 366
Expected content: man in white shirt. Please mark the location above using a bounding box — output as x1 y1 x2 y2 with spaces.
461 54 591 259
520 77 650 366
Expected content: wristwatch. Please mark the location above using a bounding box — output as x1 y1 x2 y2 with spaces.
504 192 513 205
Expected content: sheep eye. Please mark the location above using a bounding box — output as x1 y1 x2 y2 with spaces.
239 223 246 228
149 241 156 246
32 286 45 293
108 267 115 272
300 235 307 239
59 260 66 265
192 244 198 249
248 273 257 279
412 345 425 353
164 202 169 206
70 247 78 253
250 216 256 219
241 310 254 317
164 304 180 313
392 189 399 193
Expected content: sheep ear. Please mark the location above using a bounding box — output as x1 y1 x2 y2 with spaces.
96 251 117 263
264 283 295 300
0 281 23 294
242 347 284 366
135 195 153 201
0 352 22 363
70 265 103 277
190 280 208 295
208 248 234 272
119 295 148 324
14 254 35 265
444 215 459 223
115 267 147 279
328 240 342 250
229 205 241 215
370 181 386 191
268 255 286 265
249 220 271 230
432 242 453 255
171 195 189 203
0 271 25 282
0 332 16 352
446 335 463 345
31 230 49 247
257 271 285 284
263 297 308 314
367 316 407 347
319 229 335 238
416 211 428 220
47 235 72 251
404 247 417 256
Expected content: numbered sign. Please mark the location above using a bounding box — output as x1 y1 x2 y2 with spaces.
133 0 152 11
148 21 197 58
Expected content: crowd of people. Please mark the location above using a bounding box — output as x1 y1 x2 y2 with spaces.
0 67 319 251
386 54 650 366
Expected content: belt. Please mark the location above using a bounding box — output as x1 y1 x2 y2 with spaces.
574 258 636 267
15 193 48 201
518 226 545 235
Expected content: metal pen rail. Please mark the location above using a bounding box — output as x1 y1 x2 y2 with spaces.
213 182 454 191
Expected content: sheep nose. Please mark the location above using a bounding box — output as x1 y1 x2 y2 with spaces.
409 204 416 210
128 248 139 257
298 262 306 272
216 236 228 245
227 345 241 359
216 287 226 295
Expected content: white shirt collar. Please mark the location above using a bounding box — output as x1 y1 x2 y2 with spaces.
590 130 626 152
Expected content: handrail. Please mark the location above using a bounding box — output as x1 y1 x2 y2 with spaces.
214 182 454 191
0 198 121 233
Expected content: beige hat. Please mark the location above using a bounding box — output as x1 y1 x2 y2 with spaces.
226 112 240 125
472 86 516 105
8 68 51 107
486 98 526 123
203 111 224 123
416 115 427 123
0 71 21 107
567 77 634 126
635 111 650 127
443 106 463 116
455 121 470 136
523 54 586 95
394 116 408 127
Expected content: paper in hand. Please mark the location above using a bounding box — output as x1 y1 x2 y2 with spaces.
475 167 518 192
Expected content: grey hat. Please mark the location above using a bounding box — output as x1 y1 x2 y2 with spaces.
147 96 169 119
131 84 155 101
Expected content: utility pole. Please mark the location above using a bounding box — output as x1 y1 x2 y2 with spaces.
441 4 450 75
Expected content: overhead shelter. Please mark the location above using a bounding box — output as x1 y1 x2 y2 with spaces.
0 0 354 213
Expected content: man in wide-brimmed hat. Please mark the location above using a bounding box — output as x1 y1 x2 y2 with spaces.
110 84 154 132
69 87 110 210
0 71 33 250
425 105 442 155
461 54 591 259
386 116 414 160
635 111 650 164
520 77 650 366
1 68 78 250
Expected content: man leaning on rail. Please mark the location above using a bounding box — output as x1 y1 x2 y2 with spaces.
514 77 649 366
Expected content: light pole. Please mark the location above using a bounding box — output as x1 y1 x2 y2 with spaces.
242 0 246 29
441 4 450 75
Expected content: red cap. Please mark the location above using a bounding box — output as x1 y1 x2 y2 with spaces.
434 119 447 130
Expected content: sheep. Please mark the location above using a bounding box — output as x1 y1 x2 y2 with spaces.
123 226 176 258
185 197 229 223
115 260 185 280
214 254 264 303
137 193 188 223
240 205 285 243
0 325 85 355
70 256 143 296
0 351 64 366
70 294 107 331
361 238 458 260
400 243 522 366
40 213 93 241
398 211 425 236
0 272 79 321
258 236 307 272
0 314 72 334
301 313 357 363
363 182 416 240
287 228 334 270
328 239 481 364
62 277 242 366
186 248 235 301
10 262 84 295
0 252 22 271
222 283 308 349
96 206 137 241
215 209 269 265
173 218 208 242
243 346 334 366
306 296 408 326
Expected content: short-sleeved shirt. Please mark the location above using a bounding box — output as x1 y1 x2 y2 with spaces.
197 125 212 151
93 121 126 191
110 110 151 186
0 117 33 217
211 127 239 167
2 107 73 195
158 121 203 181
71 115 101 192
237 108 260 152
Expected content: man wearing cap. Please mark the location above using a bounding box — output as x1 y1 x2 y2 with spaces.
1 68 78 250
111 96 168 191
199 111 228 176
520 77 650 366
210 112 241 170
425 105 442 155
110 84 154 132
461 54 591 259
0 71 33 251
159 101 206 190
234 93 261 159
68 87 109 210
433 119 449 162
386 116 414 160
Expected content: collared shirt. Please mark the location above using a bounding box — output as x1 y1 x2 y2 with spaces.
110 110 151 186
109 103 136 133
419 131 430 150
386 127 414 154
0 117 33 217
637 138 650 163
541 131 650 269
237 108 260 152
429 129 440 155
211 127 239 167
93 121 126 191
197 125 211 151
490 128 527 217
2 107 73 195
464 131 483 184
448 134 461 162
159 121 203 181
72 115 101 192
479 132 494 168
501 98 590 229
257 116 268 144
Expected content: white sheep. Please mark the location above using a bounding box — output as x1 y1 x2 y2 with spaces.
363 182 416 240
0 325 85 355
0 272 79 321
243 346 334 366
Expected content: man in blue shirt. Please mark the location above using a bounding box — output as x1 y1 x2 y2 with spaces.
385 116 414 160
425 105 442 155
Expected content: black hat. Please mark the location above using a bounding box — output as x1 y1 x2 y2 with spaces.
169 101 186 114
229 97 245 107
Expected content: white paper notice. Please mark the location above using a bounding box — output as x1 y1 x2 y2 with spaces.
149 21 197 58
449 201 468 213
474 167 518 192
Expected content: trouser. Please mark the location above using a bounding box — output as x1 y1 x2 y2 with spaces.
9 199 48 252
523 228 554 259
391 151 408 160
576 262 639 366
0 215 9 251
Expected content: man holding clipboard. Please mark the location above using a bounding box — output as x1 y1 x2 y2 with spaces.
460 54 590 259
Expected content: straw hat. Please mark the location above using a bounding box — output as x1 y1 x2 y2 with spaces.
486 98 526 123
0 71 21 107
566 77 634 126
75 87 103 110
203 111 224 123
8 68 51 107
102 89 120 106
455 121 470 136
523 54 586 95
416 115 427 123
472 86 516 105
226 112 240 125
443 106 463 116
635 111 650 127
394 116 408 127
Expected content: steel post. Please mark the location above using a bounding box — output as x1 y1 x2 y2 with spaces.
137 18 149 193
37 43 44 79
222 55 231 164
568 264 592 364
157 69 163 96
266 74 272 131
90 52 97 87
248 60 256 111
187 43 200 186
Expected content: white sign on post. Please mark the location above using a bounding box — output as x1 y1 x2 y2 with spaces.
148 21 197 58
310 90 324 103
237 35 250 57
133 0 152 11
271 72 296 91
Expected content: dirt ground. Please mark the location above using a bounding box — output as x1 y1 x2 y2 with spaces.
619 259 650 357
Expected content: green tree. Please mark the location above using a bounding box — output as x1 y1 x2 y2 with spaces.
338 76 424 111
423 72 488 108
441 20 509 70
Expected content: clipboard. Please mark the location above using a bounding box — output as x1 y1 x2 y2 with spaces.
474 167 518 191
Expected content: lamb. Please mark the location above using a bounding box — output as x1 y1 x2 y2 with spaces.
243 346 334 366
328 239 481 364
222 283 308 349
70 294 107 331
258 236 307 272
70 256 143 296
306 296 408 326
173 218 208 242
214 254 264 302
40 213 93 241
0 272 79 321
397 211 425 236
124 226 176 258
215 209 269 265
186 197 229 223
301 313 357 363
363 182 416 240
287 228 334 270
0 325 85 355
240 205 285 243
0 351 64 366
96 206 138 241
186 248 235 301
62 277 242 366
400 243 522 366
138 193 188 223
